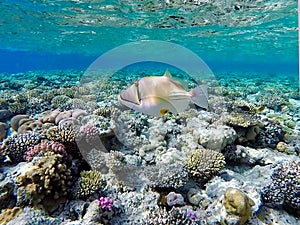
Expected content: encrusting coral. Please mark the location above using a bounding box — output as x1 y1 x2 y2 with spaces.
185 148 225 185
0 207 23 225
15 152 73 212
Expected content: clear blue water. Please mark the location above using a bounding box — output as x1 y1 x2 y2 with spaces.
0 0 298 76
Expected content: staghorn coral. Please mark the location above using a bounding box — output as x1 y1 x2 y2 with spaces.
261 161 300 216
24 141 68 162
15 152 73 212
186 148 225 185
73 170 106 199
0 133 41 164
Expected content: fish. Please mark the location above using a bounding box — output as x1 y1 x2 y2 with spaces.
118 71 208 116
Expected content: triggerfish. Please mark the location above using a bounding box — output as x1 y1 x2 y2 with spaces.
118 71 208 116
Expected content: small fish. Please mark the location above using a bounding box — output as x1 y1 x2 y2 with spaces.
118 71 208 116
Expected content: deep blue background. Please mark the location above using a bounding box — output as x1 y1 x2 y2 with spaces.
0 49 298 75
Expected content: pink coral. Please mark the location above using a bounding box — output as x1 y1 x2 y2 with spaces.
98 196 113 211
24 141 68 161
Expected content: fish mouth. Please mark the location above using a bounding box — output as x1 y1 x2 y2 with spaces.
119 92 141 105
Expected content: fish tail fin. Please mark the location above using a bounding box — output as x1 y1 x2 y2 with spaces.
189 85 209 109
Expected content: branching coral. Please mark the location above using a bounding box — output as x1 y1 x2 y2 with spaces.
24 141 68 162
144 207 199 225
0 133 41 164
73 170 106 199
261 161 300 216
185 148 225 185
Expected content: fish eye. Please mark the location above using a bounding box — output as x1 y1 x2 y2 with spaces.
160 108 169 115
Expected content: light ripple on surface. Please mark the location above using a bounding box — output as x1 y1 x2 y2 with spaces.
0 0 297 61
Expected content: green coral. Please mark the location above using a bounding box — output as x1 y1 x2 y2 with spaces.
74 170 105 199
185 148 225 185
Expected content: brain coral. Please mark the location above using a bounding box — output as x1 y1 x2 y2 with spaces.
0 133 41 164
185 148 225 185
15 152 73 212
261 161 300 216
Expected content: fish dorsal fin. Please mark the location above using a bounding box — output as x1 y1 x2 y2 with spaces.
164 70 172 78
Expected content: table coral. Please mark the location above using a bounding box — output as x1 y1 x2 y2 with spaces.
185 148 225 185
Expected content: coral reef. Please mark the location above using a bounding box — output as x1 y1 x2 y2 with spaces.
261 160 300 216
0 133 41 164
222 187 255 225
0 122 8 140
144 207 200 225
185 148 225 185
145 162 189 189
98 196 114 211
0 207 22 225
256 119 285 148
73 170 106 199
166 192 185 207
24 141 68 162
15 152 73 212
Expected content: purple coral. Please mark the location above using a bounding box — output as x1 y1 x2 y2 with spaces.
98 196 113 211
186 211 196 220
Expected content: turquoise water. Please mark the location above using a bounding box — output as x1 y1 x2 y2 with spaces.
0 0 298 75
